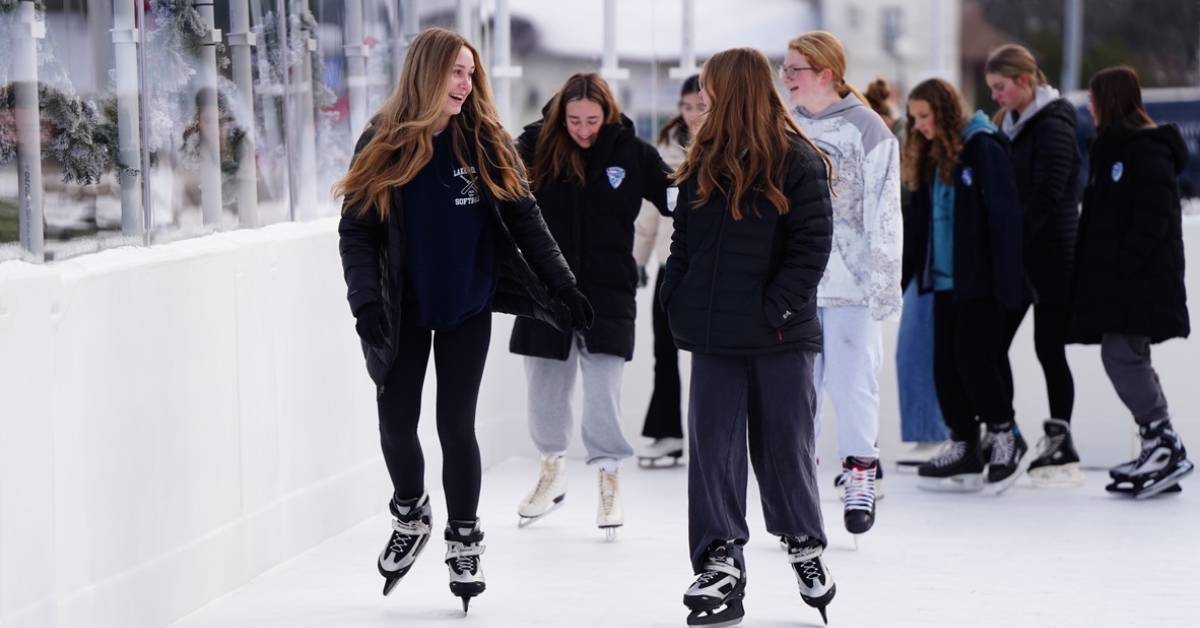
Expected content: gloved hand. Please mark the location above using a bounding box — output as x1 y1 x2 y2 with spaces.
638 265 649 288
557 286 595 331
354 302 390 348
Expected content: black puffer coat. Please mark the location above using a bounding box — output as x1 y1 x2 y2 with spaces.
339 126 577 384
1069 123 1190 344
1009 98 1081 305
509 114 671 361
659 136 833 355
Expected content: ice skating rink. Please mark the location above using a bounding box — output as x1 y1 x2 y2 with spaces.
168 457 1198 628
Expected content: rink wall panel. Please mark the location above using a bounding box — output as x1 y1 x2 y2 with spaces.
1 218 1198 628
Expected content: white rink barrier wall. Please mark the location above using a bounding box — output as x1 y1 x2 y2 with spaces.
2 217 1198 628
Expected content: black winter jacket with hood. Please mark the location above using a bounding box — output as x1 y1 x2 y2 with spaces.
1004 91 1081 305
509 113 672 361
659 135 833 355
338 125 577 385
1069 123 1190 344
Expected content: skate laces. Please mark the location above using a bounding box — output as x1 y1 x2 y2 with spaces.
930 441 968 468
446 541 484 574
844 465 876 512
388 517 430 554
530 458 562 502
990 430 1016 466
1035 432 1064 459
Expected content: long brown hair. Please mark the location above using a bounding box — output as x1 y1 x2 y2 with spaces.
902 78 966 188
674 47 826 220
1089 65 1155 130
333 27 526 221
529 72 621 189
787 31 869 106
985 44 1049 124
865 78 894 123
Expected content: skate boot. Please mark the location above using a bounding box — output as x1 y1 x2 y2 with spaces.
917 439 985 492
842 458 877 546
895 442 943 473
517 455 566 527
683 541 745 627
1028 418 1084 487
597 468 624 541
444 519 486 613
378 492 433 596
984 422 1030 495
1106 419 1194 499
783 535 835 625
834 457 885 500
637 437 685 468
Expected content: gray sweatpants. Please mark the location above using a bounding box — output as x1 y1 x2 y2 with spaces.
687 349 826 573
524 335 633 464
1101 333 1171 425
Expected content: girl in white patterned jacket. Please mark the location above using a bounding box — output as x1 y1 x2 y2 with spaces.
783 31 903 540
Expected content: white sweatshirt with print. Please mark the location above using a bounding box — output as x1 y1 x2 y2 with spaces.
793 94 903 321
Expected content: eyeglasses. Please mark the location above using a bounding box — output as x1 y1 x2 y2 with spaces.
778 65 817 79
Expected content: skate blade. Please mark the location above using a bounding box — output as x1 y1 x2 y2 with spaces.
918 474 983 492
686 599 744 627
1134 462 1194 500
600 525 621 541
801 583 836 625
1029 463 1085 488
852 535 859 551
517 498 564 528
382 577 399 596
638 453 685 469
985 453 1034 496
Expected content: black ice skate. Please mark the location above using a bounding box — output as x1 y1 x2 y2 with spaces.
444 519 486 613
834 457 884 500
841 458 878 546
984 422 1030 495
1106 419 1194 499
378 492 433 596
1028 418 1084 487
637 437 686 468
683 541 745 627
783 535 835 625
917 439 984 492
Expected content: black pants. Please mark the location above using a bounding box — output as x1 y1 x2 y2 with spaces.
932 293 1015 441
1002 302 1075 422
642 265 683 439
687 349 825 573
378 308 491 522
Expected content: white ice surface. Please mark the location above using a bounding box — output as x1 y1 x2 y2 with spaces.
168 457 1199 628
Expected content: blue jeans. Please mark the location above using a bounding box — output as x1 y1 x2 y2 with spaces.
896 284 948 442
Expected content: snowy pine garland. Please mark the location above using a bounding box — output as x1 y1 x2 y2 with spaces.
0 83 112 185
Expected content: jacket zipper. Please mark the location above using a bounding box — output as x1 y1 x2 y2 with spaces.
704 208 729 353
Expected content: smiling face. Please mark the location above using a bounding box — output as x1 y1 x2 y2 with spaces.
565 98 604 149
986 72 1033 113
436 46 474 130
908 99 936 140
680 92 708 135
781 49 828 109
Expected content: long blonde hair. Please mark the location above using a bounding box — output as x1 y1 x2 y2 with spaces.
787 31 868 106
674 48 827 220
529 72 621 190
333 27 526 221
985 44 1049 124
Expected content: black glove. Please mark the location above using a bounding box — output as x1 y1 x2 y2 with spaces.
557 286 595 331
638 265 649 288
354 302 390 349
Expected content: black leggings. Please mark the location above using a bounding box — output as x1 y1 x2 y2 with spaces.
642 265 683 439
1001 302 1074 422
933 293 1015 441
378 308 491 522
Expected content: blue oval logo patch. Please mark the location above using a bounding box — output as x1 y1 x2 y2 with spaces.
1111 161 1124 182
961 167 974 187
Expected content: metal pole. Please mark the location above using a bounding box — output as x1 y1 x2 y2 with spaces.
1061 0 1084 91
112 0 145 236
492 0 521 130
13 0 44 262
290 0 319 219
278 0 296 221
600 0 629 82
344 0 369 137
455 0 478 43
399 0 419 69
669 0 698 80
229 0 261 226
194 1 223 225
929 0 946 78
135 0 153 241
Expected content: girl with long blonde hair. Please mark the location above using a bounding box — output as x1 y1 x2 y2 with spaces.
660 47 836 627
335 27 588 611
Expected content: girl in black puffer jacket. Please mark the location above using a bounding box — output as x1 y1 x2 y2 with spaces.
985 44 1082 485
1071 66 1193 499
663 48 836 626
